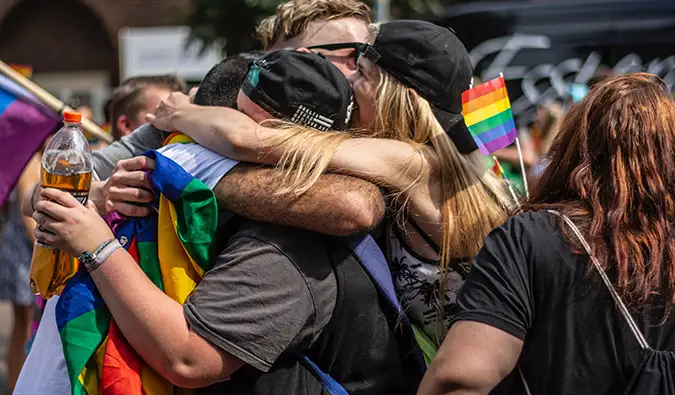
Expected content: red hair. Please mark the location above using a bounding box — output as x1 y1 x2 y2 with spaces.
526 73 675 305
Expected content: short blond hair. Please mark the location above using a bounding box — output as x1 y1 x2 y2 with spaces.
256 0 371 49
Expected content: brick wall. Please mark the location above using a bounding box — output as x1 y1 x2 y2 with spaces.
0 0 192 85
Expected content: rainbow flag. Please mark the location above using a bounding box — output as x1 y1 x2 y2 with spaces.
461 76 516 155
0 74 60 207
54 133 217 395
492 156 505 179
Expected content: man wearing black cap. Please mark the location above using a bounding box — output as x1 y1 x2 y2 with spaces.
24 50 414 395
147 19 510 356
308 19 478 154
16 49 417 395
237 50 354 130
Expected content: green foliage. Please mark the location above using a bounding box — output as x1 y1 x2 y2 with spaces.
186 0 468 55
186 0 279 55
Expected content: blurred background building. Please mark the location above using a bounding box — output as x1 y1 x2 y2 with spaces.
0 0 201 123
0 0 673 128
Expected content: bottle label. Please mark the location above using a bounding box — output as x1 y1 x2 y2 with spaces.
71 191 89 206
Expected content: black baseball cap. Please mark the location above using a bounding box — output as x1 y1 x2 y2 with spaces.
361 20 478 154
241 50 354 131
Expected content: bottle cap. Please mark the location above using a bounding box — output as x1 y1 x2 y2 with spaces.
63 111 82 123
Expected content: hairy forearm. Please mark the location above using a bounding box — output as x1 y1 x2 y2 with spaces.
214 163 384 236
91 249 235 387
172 104 428 194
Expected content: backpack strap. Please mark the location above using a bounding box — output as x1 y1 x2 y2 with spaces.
407 217 441 255
344 234 402 312
295 352 349 395
299 234 426 394
548 210 650 350
518 365 533 395
343 234 427 378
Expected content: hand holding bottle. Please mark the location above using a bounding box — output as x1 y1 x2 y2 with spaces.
33 188 113 258
29 111 93 298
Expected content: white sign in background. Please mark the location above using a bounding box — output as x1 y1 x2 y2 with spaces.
119 26 222 82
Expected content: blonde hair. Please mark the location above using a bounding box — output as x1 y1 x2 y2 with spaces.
255 0 371 49
374 74 511 257
260 119 353 195
266 40 511 256
263 25 513 337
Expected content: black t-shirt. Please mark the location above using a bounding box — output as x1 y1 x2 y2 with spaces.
453 211 675 395
185 219 402 394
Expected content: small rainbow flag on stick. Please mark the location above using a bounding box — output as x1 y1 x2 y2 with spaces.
462 75 516 155
492 156 507 179
493 156 521 206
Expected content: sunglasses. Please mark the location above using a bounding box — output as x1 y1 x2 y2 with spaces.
306 42 377 64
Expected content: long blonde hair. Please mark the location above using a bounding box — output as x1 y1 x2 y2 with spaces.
262 35 512 333
372 72 511 258
265 70 511 256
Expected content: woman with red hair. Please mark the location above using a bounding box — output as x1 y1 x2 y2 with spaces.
420 73 675 395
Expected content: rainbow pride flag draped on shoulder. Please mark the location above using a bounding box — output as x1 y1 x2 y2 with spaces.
54 133 218 394
461 75 517 155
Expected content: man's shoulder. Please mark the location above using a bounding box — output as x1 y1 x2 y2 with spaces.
92 124 166 180
233 219 321 244
228 219 335 274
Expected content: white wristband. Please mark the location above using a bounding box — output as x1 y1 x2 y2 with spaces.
83 240 123 272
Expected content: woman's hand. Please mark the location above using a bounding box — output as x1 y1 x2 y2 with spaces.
148 92 275 163
33 188 114 258
145 92 194 132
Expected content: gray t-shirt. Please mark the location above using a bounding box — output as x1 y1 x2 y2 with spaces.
92 124 166 180
184 219 337 392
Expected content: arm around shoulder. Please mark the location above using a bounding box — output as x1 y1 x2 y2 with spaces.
326 137 431 193
150 101 431 194
214 164 384 236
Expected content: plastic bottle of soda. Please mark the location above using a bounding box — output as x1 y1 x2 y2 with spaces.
29 111 93 298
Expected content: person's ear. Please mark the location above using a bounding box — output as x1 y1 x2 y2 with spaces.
188 87 199 103
408 87 421 102
116 115 131 137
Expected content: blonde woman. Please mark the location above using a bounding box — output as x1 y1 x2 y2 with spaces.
148 20 512 347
